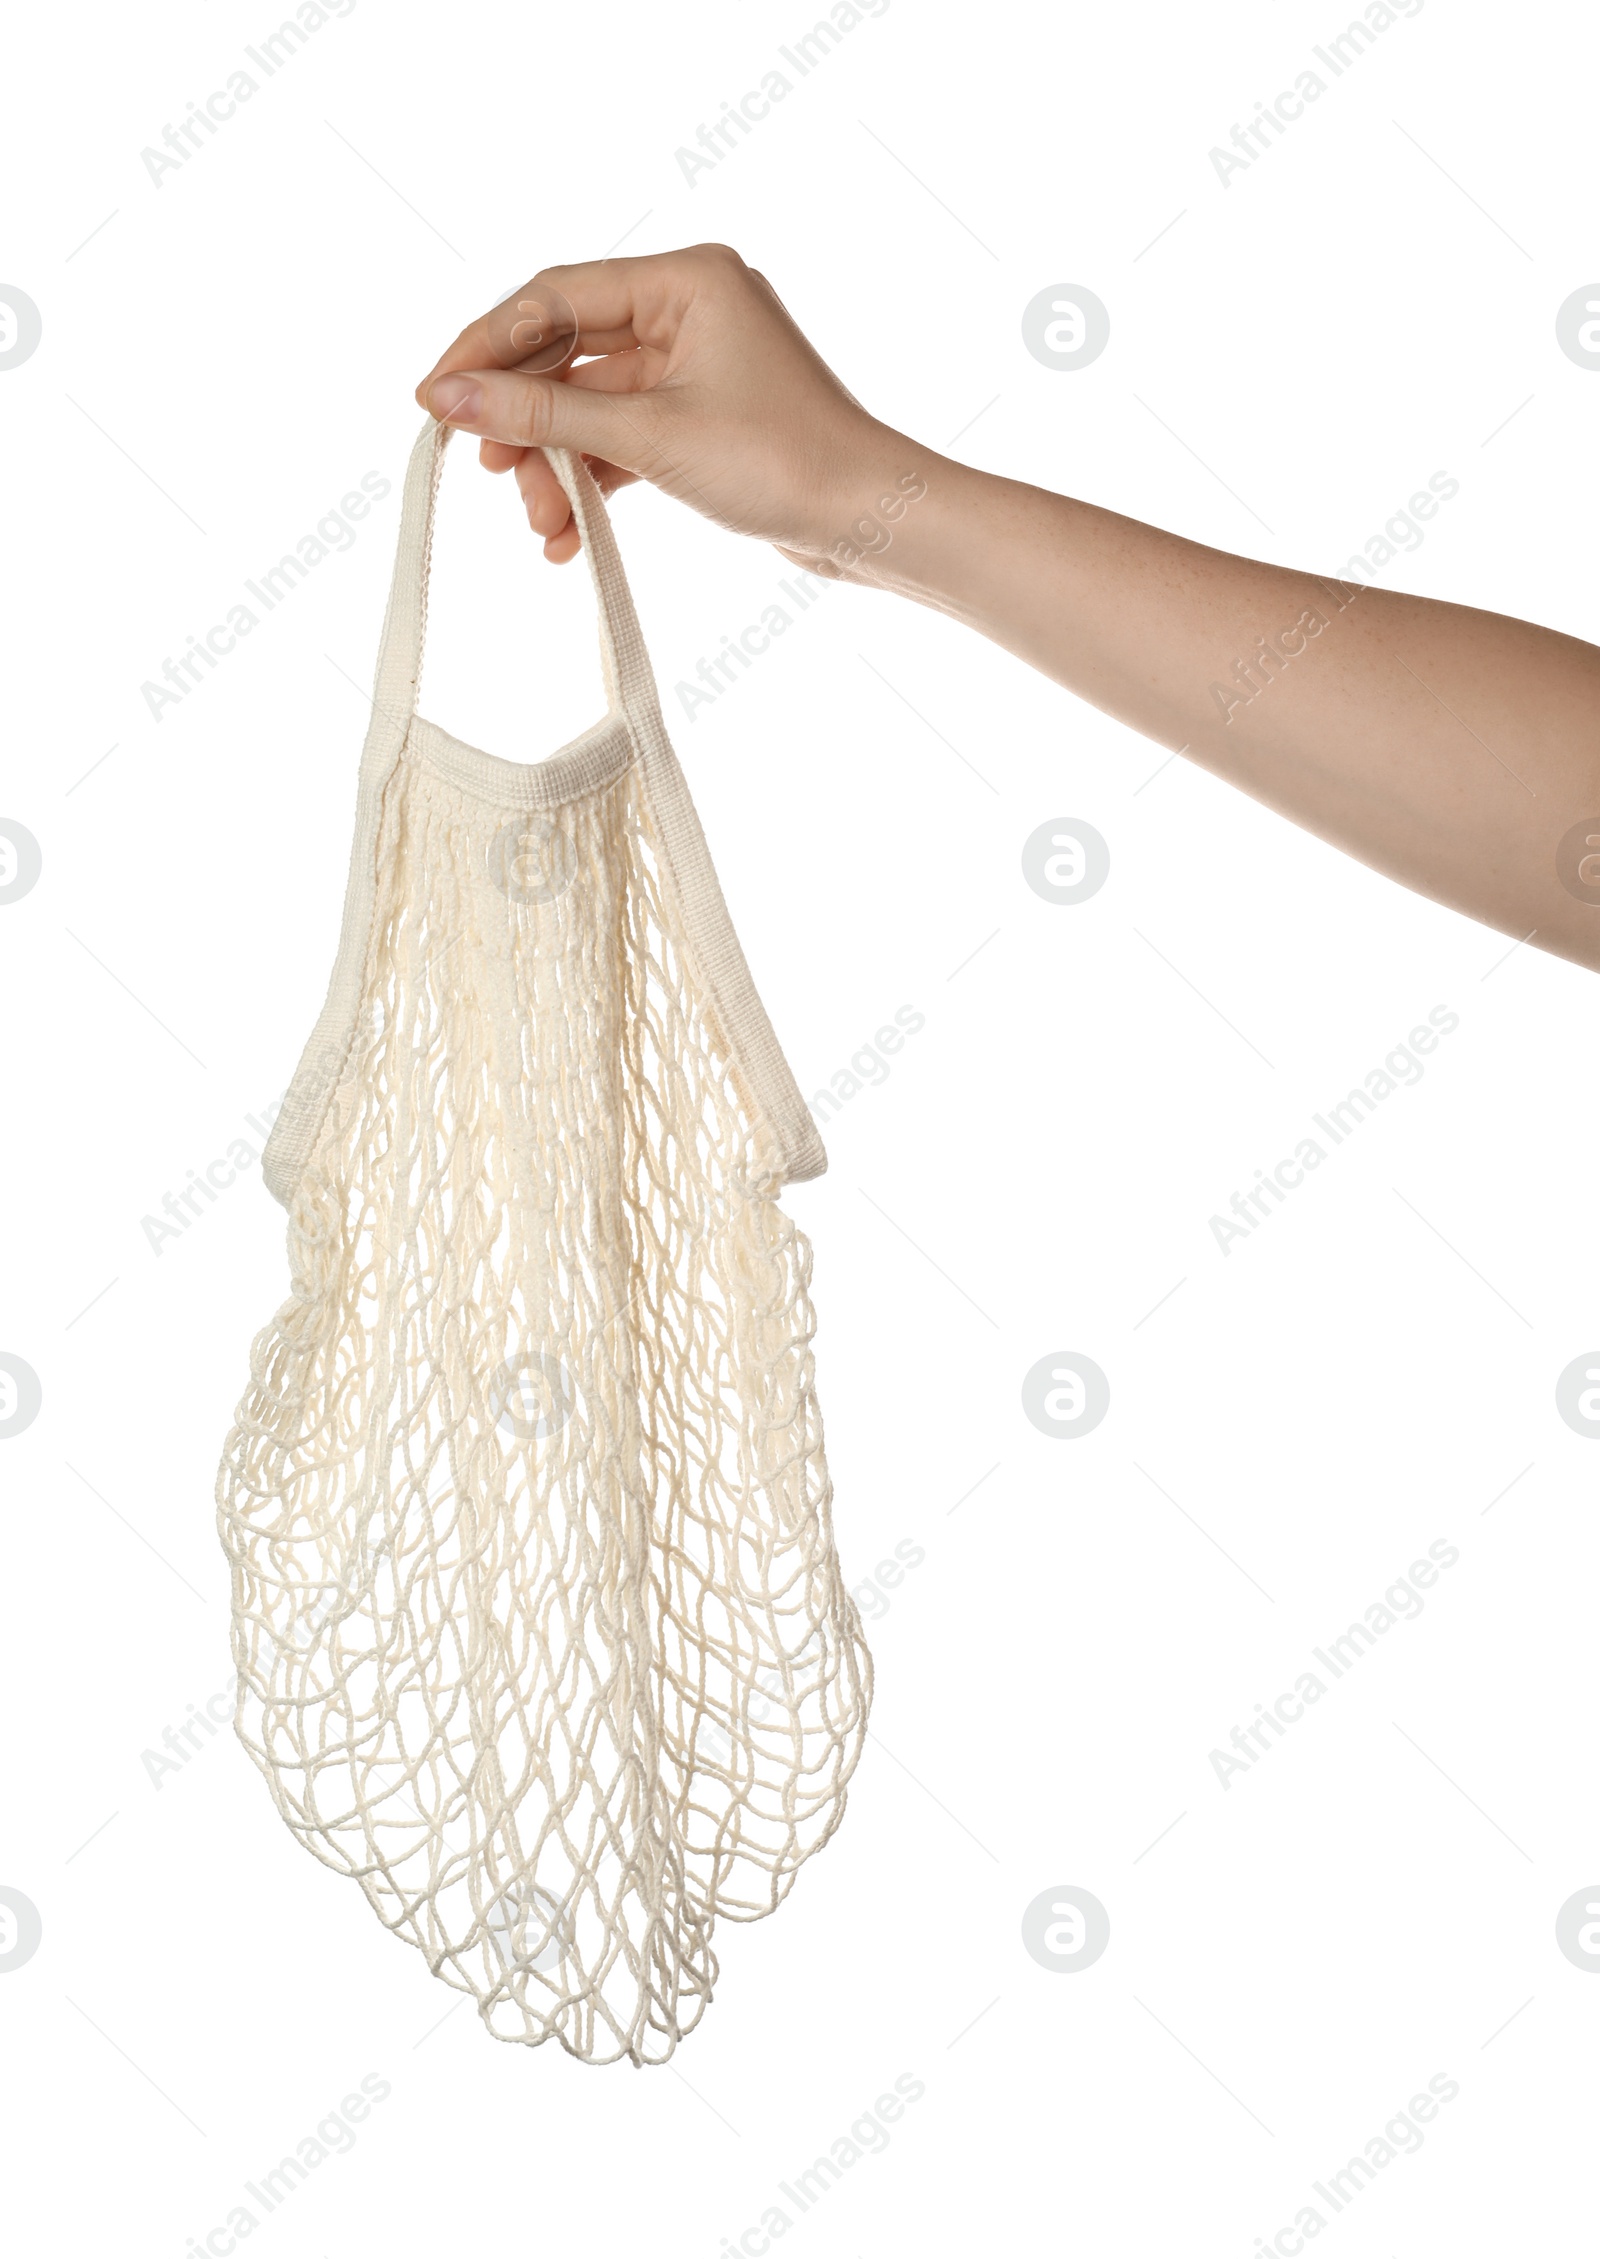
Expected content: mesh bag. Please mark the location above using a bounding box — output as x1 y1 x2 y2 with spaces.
216 417 871 2066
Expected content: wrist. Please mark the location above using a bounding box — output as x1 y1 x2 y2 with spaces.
776 423 935 573
785 425 994 608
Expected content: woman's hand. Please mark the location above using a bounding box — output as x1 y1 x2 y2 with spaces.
415 243 922 577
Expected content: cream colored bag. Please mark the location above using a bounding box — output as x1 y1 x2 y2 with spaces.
216 416 871 2067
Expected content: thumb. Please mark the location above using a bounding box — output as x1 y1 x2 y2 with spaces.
425 368 663 480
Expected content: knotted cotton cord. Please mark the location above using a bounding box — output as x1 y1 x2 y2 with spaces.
218 743 871 2067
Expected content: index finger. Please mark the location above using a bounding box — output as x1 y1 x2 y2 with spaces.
412 255 686 406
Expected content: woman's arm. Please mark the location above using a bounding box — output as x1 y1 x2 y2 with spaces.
417 244 1600 971
861 465 1600 971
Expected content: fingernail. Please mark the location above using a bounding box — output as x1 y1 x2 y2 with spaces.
428 376 481 423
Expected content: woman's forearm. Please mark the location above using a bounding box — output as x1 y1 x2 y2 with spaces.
859 437 1600 971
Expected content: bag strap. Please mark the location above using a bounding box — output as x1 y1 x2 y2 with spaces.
266 411 828 1207
366 414 666 749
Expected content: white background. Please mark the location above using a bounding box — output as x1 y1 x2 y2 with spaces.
2 1 1598 2252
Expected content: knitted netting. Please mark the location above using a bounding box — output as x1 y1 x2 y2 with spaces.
216 424 871 2067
